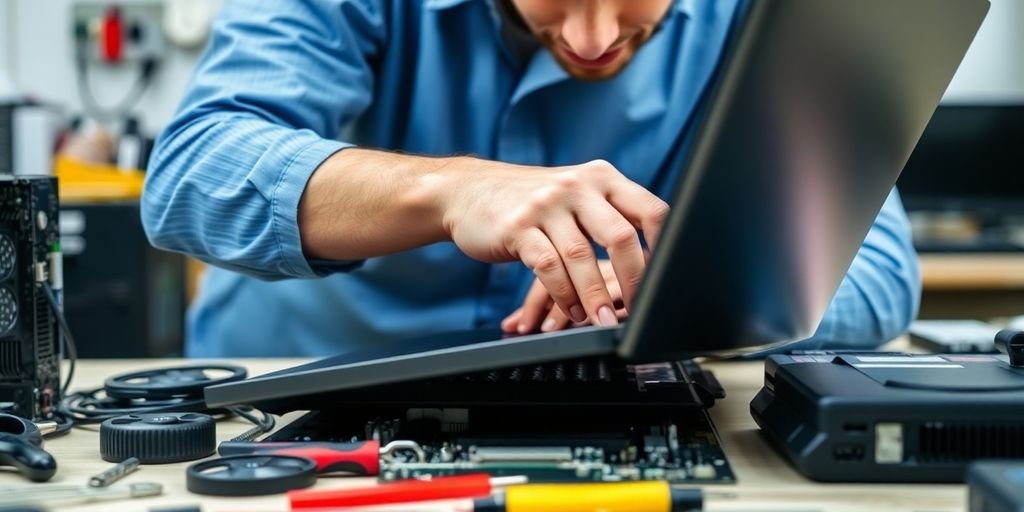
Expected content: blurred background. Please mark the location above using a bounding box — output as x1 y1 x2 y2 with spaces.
0 0 1022 357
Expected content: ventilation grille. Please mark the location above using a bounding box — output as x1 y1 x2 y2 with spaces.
918 422 1024 462
0 338 21 379
34 293 54 364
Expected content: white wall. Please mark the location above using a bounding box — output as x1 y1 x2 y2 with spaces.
9 0 222 134
5 0 1023 133
0 0 17 97
944 0 1024 102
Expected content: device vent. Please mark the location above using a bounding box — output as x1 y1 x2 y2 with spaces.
0 338 21 379
34 293 54 363
918 422 1024 462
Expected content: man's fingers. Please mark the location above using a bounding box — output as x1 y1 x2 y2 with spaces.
607 180 670 251
501 307 523 333
543 217 617 327
516 280 554 334
540 305 572 332
578 201 645 312
514 228 584 326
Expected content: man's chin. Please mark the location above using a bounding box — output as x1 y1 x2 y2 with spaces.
557 61 626 80
556 57 632 82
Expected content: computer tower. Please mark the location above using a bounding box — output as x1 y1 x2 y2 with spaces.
0 175 61 420
60 201 184 358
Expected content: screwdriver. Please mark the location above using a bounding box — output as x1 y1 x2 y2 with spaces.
288 473 527 509
472 481 703 512
217 439 425 475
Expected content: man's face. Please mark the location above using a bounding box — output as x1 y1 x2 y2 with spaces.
510 0 674 80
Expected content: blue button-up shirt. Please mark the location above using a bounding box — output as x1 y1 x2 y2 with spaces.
142 0 921 357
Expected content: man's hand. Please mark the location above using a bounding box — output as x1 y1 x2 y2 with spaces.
300 151 666 329
502 259 630 333
437 158 668 329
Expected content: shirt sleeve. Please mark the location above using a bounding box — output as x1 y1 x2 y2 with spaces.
141 0 386 280
788 188 922 350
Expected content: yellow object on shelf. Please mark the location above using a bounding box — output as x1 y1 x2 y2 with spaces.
54 155 145 202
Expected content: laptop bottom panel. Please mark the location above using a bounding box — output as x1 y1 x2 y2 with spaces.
248 358 722 413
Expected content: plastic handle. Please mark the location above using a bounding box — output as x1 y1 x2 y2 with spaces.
289 473 494 508
0 433 57 482
217 440 380 475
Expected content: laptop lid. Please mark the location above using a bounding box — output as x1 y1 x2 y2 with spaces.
619 0 989 361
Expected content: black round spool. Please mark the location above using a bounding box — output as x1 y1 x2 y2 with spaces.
100 413 216 464
186 455 317 496
104 365 247 400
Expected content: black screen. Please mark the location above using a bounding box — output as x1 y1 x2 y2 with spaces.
898 105 1024 213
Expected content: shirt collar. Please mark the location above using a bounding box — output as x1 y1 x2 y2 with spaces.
423 0 477 10
426 0 694 16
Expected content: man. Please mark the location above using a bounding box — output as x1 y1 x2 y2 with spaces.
142 0 921 357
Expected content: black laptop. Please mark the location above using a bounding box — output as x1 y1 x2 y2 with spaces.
205 0 989 411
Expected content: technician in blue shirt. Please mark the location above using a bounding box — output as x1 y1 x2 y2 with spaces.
142 0 921 357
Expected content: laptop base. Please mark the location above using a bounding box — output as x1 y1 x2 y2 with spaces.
266 403 734 484
250 359 734 483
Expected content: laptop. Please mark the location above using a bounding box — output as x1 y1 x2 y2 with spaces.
205 0 989 410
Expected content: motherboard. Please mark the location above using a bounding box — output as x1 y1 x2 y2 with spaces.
267 403 734 484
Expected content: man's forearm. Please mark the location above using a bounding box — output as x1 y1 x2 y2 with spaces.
298 148 462 261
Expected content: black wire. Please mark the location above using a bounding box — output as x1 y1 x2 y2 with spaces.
58 389 211 424
41 280 275 436
40 283 76 398
74 55 158 123
229 406 275 431
47 413 75 438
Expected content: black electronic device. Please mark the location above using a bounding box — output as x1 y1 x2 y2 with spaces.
60 201 185 358
265 399 735 484
899 105 1024 252
186 455 317 496
899 105 1024 217
100 412 216 464
206 0 989 411
220 361 734 484
751 351 1024 482
968 460 1024 512
0 175 61 421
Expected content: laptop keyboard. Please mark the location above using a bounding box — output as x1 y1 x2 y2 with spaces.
454 359 615 384
440 358 689 387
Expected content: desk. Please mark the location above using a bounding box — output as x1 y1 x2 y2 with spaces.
919 253 1024 319
2 359 968 512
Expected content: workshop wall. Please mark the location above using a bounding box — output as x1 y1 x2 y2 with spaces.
3 0 1023 133
5 0 223 135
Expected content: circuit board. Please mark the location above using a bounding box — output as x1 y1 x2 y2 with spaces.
267 406 735 484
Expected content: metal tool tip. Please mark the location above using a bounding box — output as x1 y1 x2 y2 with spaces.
129 482 164 497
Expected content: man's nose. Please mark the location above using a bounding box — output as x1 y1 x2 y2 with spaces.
561 5 620 59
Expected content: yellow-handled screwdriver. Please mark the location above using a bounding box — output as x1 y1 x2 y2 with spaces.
472 481 703 512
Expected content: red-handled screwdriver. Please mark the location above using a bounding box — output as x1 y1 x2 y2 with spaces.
217 440 425 476
288 473 528 509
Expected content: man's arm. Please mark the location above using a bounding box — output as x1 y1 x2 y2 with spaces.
143 0 386 279
796 189 922 349
143 0 667 327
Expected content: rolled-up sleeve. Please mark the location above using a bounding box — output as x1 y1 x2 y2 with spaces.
142 0 385 279
794 188 922 350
